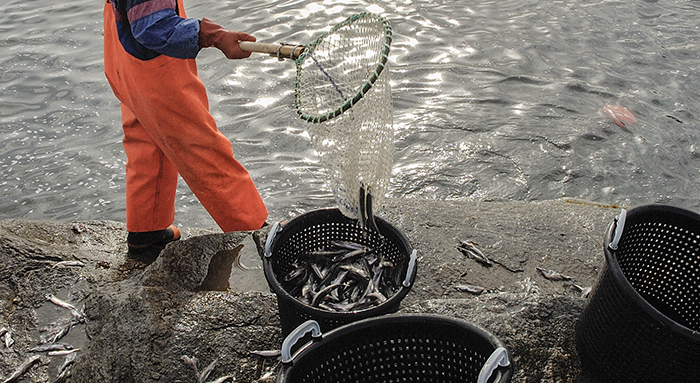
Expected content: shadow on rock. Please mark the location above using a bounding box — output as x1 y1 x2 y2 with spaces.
71 231 282 383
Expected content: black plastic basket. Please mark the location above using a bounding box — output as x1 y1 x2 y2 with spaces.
277 314 512 383
576 205 700 383
263 208 417 337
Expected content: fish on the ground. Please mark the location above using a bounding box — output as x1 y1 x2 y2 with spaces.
250 350 281 358
1 327 13 348
3 355 42 383
52 260 85 268
573 284 593 298
44 321 74 344
454 284 486 295
28 343 74 353
198 358 218 383
207 375 235 383
520 277 540 296
53 352 77 383
457 241 492 267
536 267 573 281
46 294 84 323
182 355 200 378
47 349 80 356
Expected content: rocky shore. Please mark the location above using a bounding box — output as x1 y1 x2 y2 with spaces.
0 198 619 382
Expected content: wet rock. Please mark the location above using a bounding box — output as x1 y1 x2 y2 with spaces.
0 198 620 382
139 231 249 292
402 293 594 383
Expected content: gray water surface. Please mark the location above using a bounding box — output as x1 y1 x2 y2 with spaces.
2 0 700 228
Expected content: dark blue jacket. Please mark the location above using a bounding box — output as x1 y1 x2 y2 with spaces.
110 0 200 60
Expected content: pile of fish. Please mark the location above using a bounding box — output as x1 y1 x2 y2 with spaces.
2 292 83 383
280 240 404 312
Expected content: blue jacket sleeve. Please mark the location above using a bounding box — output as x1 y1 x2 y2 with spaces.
127 2 201 59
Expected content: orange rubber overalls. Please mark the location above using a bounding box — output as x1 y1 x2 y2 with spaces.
103 0 268 232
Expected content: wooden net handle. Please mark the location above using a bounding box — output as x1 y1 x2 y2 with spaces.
239 41 305 60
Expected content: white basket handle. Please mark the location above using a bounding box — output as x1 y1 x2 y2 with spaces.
281 320 322 364
478 347 510 383
608 209 627 251
264 221 282 258
403 249 418 287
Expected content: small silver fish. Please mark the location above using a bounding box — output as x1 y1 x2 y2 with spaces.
3 355 42 383
454 284 486 295
3 329 14 348
45 322 73 344
250 350 281 358
199 358 218 383
311 283 345 307
46 295 84 322
329 240 366 251
457 241 493 267
47 348 80 356
258 369 276 382
52 260 85 268
332 248 366 263
536 267 573 281
182 355 199 377
55 352 77 383
580 286 592 298
207 375 235 383
28 343 74 353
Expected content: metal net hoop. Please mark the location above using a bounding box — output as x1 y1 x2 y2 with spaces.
295 13 394 219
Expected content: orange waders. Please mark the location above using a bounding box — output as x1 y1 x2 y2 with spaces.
103 0 268 232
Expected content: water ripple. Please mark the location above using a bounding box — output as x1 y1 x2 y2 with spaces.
2 0 700 225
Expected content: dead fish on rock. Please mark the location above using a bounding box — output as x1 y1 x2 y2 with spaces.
182 355 200 377
53 352 77 383
457 241 492 267
572 284 593 298
181 355 218 383
28 343 74 353
46 294 84 323
199 358 218 383
3 355 42 383
454 284 486 295
520 277 540 297
207 375 235 383
52 260 85 268
47 348 80 356
536 267 573 281
42 321 74 344
1 327 13 348
250 349 281 358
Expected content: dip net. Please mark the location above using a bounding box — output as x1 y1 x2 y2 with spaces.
295 13 394 222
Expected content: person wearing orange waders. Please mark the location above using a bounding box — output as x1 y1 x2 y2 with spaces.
103 0 268 257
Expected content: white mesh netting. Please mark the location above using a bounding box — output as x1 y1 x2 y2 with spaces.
295 13 394 220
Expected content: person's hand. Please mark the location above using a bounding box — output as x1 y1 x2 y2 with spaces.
198 18 255 59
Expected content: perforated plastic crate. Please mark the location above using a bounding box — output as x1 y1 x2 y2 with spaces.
263 208 417 336
277 314 512 383
576 205 700 383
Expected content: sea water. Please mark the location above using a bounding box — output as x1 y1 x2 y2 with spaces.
1 0 700 229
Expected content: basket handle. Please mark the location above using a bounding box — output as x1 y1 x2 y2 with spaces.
264 221 282 258
478 347 510 383
608 209 627 251
281 320 322 364
403 249 418 287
